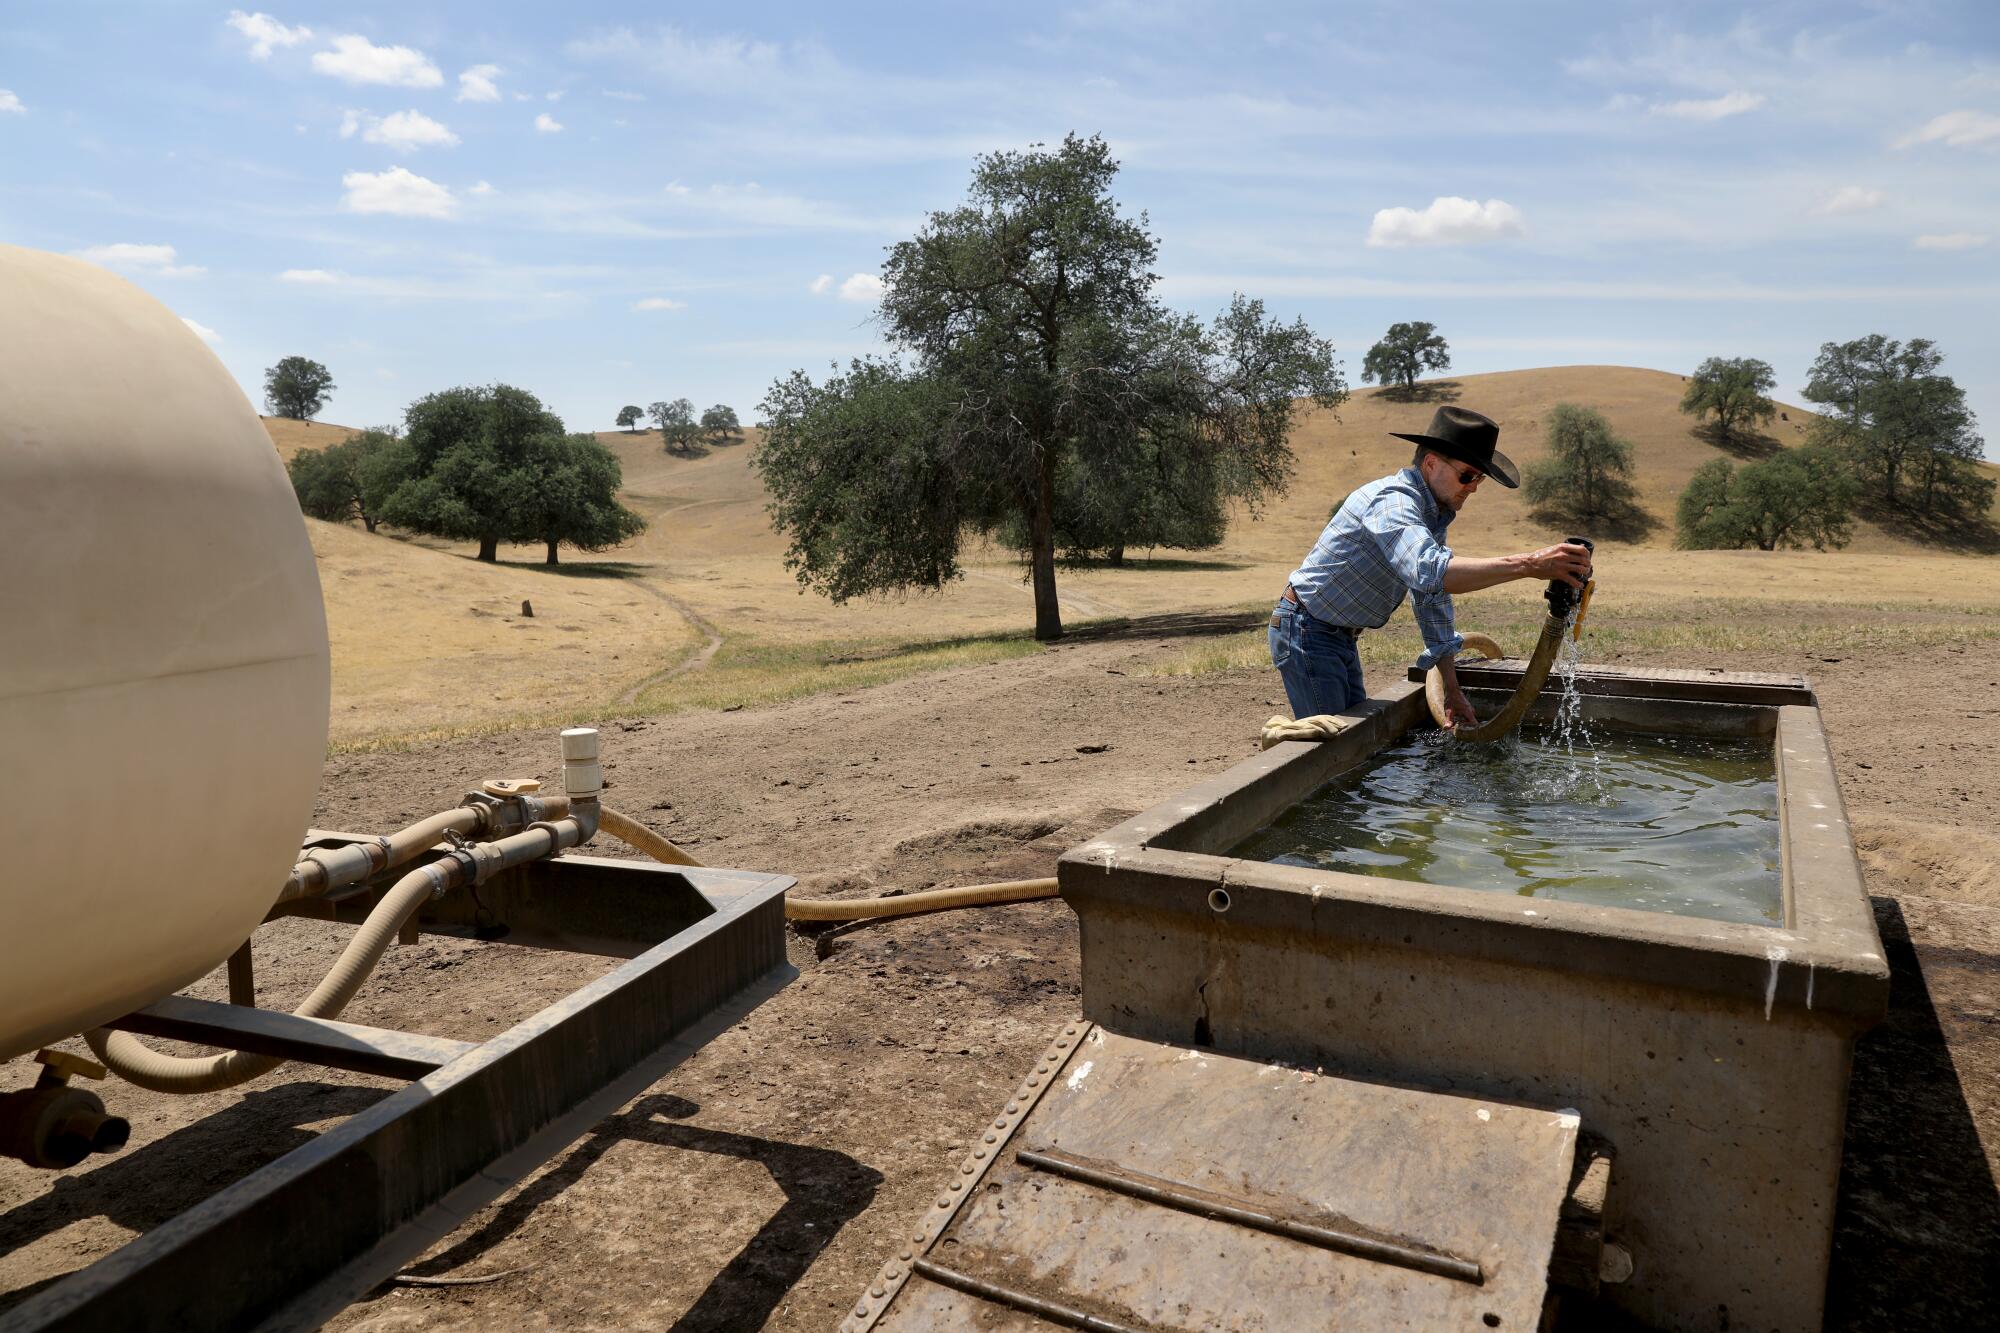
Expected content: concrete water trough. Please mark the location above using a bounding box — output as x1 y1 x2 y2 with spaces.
1057 663 1890 1331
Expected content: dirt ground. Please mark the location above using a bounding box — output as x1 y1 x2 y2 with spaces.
3 622 1997 1329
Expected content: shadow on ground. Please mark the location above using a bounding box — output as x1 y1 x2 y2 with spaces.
1525 500 1662 545
1690 423 1785 460
1858 499 2000 556
1824 897 2000 1327
0 1083 391 1315
1374 380 1464 405
380 1094 881 1332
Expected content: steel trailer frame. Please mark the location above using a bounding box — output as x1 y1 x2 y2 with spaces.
1 836 795 1333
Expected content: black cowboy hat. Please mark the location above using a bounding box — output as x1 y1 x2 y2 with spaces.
1390 405 1519 489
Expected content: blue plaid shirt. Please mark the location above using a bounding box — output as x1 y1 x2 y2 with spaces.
1286 467 1464 671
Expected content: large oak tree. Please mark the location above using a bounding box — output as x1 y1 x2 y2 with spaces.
756 135 1346 640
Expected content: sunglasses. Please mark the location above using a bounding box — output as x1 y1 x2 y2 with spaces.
1452 466 1484 486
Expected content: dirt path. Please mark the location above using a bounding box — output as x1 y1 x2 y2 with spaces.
2 624 1994 1329
612 581 726 706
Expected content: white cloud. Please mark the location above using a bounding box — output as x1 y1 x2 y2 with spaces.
1914 232 1989 250
808 273 833 295
1815 185 1885 216
468 180 495 196
311 34 443 88
279 268 341 284
181 317 222 344
340 166 456 219
535 112 563 133
226 11 311 60
632 296 687 310
1366 197 1525 249
1650 90 1766 121
568 26 788 94
356 109 459 151
457 64 501 102
75 242 205 277
0 89 24 114
1895 109 2000 149
546 91 565 102
602 89 645 102
838 273 884 302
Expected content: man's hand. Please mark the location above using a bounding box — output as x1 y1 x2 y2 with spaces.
1520 541 1594 588
1444 687 1480 731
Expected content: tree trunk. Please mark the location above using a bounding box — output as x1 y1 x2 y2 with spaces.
1030 452 1064 642
477 536 499 562
1108 544 1125 567
362 514 377 533
545 539 560 565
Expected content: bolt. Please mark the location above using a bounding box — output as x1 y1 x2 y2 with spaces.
949 1181 962 1191
898 1249 913 1261
870 1285 885 1298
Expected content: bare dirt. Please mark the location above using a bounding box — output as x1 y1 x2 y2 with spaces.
3 621 1996 1330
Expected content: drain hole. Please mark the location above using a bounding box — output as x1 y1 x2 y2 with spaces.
1208 888 1231 913
1483 1316 1501 1328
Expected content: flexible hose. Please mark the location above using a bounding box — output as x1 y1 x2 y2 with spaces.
594 805 1060 921
1426 619 1565 742
597 806 700 866
87 863 440 1093
89 817 591 1094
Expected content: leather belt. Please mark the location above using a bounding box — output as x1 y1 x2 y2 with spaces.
1274 587 1358 636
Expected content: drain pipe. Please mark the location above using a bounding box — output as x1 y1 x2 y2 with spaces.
87 731 603 1095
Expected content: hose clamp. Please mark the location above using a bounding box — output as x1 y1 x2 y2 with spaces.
419 862 453 900
525 819 574 855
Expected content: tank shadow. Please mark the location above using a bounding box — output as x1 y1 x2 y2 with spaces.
1825 896 2000 1326
377 1093 882 1332
0 1082 390 1313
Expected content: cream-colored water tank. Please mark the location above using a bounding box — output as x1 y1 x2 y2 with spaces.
0 244 330 1061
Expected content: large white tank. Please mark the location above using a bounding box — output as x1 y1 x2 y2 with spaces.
0 244 330 1061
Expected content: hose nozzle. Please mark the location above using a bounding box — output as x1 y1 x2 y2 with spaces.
1544 535 1595 620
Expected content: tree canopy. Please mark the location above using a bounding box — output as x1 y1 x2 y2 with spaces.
700 404 742 446
1675 446 1858 551
653 397 700 454
1360 322 1450 392
372 383 643 562
264 356 335 421
616 405 643 432
756 134 1346 639
1523 403 1638 525
286 428 399 531
1803 335 1990 518
508 433 647 564
1679 357 1777 445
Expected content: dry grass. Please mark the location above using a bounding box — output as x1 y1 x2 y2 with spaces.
310 520 697 745
262 415 360 460
1141 595 2000 680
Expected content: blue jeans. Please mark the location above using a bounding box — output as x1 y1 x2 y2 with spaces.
1269 600 1365 718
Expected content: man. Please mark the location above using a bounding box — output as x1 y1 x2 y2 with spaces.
1270 405 1593 729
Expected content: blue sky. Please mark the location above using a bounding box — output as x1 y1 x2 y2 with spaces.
3 2 1995 450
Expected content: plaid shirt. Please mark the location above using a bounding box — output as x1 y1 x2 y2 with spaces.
1285 467 1464 671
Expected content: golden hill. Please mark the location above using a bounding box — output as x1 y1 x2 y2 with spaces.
266 367 2000 746
263 415 360 461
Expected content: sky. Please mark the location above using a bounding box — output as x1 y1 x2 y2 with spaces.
3 2 1996 451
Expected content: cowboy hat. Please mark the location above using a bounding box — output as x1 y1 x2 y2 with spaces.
1390 405 1519 489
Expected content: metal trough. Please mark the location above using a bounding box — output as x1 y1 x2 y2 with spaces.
2 837 794 1333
